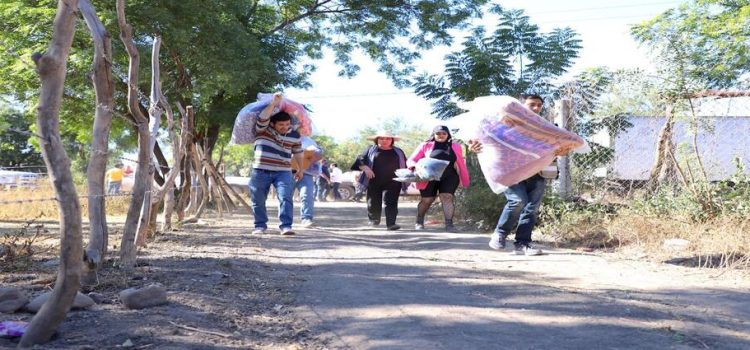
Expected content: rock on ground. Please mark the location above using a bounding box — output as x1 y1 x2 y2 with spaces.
24 291 95 313
0 287 28 313
119 284 168 310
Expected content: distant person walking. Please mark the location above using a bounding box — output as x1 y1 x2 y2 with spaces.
351 130 407 230
316 159 331 201
350 170 366 202
329 163 343 201
408 125 470 232
296 137 324 227
106 162 125 194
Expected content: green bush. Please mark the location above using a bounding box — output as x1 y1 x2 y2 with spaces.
454 154 506 231
537 194 622 247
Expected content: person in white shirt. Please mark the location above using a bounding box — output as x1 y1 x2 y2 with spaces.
329 163 344 201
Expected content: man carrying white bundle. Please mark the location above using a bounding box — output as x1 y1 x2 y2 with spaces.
249 92 304 236
468 94 580 255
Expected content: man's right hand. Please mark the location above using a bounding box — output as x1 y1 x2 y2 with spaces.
271 92 283 106
467 139 483 153
361 166 375 179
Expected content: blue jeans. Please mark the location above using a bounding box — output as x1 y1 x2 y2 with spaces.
107 181 121 194
249 169 294 229
316 179 329 201
331 182 342 200
495 175 546 245
295 173 315 220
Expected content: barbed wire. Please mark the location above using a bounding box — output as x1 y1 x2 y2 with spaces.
0 165 48 171
0 190 153 206
3 127 152 166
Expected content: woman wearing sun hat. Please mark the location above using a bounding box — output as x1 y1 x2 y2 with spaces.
351 130 408 230
407 125 470 232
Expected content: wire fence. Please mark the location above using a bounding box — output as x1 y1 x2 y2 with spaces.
553 94 750 202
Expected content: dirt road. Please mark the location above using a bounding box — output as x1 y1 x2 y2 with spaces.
259 201 750 350
1 200 748 349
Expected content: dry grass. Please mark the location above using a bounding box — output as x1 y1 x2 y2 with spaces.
607 212 750 268
0 221 55 272
539 190 750 269
0 179 130 221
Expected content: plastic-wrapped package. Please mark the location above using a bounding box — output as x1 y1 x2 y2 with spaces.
0 320 27 338
414 158 450 181
394 168 419 183
394 158 450 182
231 94 312 145
256 93 313 136
453 96 585 193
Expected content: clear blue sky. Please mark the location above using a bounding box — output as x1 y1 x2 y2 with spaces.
286 0 684 141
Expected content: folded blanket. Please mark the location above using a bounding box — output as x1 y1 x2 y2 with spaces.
453 96 585 193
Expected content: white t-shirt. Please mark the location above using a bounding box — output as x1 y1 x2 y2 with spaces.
330 167 343 183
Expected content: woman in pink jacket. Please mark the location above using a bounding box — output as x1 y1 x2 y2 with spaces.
407 125 470 232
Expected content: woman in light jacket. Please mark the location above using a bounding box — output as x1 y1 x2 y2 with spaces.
407 125 470 232
351 130 408 231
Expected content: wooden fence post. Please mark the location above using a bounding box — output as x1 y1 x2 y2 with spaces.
555 99 574 200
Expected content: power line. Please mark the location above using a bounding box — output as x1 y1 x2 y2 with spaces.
290 91 416 99
529 1 681 16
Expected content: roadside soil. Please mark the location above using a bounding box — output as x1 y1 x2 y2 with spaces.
1 200 749 349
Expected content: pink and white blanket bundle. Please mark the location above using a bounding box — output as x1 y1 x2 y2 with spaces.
452 96 586 193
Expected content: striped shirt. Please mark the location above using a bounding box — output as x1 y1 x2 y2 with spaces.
252 117 302 171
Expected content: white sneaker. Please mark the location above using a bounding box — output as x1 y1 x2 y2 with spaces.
251 227 266 235
301 219 314 228
415 223 425 230
280 227 296 236
488 232 506 250
513 244 542 256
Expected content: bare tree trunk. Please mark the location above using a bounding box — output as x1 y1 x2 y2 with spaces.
204 161 245 211
648 103 678 191
80 0 114 277
160 99 187 231
181 146 210 224
153 142 170 183
117 0 150 269
135 36 163 248
20 0 82 346
175 105 194 222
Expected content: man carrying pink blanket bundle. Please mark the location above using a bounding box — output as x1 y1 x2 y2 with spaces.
468 94 582 255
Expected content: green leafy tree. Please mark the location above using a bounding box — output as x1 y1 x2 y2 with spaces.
631 0 750 91
631 0 750 190
414 5 581 119
0 0 488 162
0 102 44 169
412 5 582 228
310 119 430 170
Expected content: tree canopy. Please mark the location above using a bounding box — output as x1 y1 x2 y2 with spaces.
631 0 750 91
413 5 581 119
0 0 488 160
0 101 44 169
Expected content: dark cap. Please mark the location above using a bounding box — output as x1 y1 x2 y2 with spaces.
432 125 452 140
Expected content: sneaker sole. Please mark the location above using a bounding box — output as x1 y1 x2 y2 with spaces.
488 242 502 250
